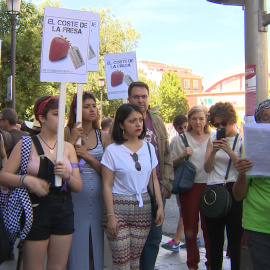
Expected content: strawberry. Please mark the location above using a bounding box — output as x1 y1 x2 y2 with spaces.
111 70 124 87
49 36 70 62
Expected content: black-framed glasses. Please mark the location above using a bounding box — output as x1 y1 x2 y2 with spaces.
213 121 227 128
130 153 141 171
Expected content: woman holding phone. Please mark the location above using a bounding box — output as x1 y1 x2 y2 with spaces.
204 102 243 270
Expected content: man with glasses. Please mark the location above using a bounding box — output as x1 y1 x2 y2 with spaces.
127 81 174 270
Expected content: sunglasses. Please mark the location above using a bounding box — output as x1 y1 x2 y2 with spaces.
213 121 227 128
177 125 187 130
130 153 141 171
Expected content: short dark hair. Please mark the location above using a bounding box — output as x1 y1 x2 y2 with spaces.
2 108 18 125
128 82 149 97
208 102 237 126
34 96 59 122
113 104 146 144
101 117 113 130
67 91 100 130
173 114 188 129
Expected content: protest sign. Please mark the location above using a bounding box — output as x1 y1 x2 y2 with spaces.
104 52 138 100
40 7 91 83
87 13 100 72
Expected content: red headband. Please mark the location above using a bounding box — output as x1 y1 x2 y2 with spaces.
35 96 57 121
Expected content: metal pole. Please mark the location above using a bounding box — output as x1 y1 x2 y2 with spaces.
10 14 16 109
245 0 268 117
100 86 103 121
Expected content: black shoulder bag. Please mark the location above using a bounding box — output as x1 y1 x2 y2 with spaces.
147 142 158 219
200 134 239 218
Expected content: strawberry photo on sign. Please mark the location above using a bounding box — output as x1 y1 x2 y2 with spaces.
111 70 124 87
49 36 70 62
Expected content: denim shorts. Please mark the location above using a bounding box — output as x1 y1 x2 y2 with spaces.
27 189 74 240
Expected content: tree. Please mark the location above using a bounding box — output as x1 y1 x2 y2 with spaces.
0 1 141 119
150 71 189 122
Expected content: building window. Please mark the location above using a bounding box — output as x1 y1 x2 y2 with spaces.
193 80 199 90
184 79 190 89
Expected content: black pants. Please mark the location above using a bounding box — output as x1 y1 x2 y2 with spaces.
205 186 243 270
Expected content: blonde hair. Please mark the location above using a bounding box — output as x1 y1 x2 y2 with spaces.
186 105 210 133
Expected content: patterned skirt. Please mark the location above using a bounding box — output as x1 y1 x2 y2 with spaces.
104 193 152 270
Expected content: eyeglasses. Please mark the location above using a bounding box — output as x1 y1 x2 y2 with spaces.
130 95 149 100
213 121 227 128
130 153 141 171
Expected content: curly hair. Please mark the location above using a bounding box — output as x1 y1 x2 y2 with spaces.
208 102 237 126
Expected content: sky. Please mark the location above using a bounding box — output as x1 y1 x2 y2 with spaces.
32 0 270 89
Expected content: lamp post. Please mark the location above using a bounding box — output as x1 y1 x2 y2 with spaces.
98 77 105 121
7 0 21 109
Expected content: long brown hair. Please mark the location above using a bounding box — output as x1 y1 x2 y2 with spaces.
67 92 100 130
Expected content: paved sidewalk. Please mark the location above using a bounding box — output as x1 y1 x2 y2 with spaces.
155 235 231 270
104 234 231 270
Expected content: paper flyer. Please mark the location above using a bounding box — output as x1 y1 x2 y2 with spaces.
40 7 91 83
104 52 138 100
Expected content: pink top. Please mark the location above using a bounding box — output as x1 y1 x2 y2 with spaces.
27 147 72 176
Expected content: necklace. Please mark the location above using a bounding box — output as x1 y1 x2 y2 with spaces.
39 135 57 154
84 127 93 139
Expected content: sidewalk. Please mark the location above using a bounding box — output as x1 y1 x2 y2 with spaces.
104 234 231 270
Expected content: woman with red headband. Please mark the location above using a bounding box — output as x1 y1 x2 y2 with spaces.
0 95 82 269
67 92 110 270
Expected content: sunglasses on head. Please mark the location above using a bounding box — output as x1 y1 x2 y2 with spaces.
213 121 227 128
130 153 141 171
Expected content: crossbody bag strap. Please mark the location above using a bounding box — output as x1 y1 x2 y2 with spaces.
224 133 239 185
180 133 190 161
147 142 156 200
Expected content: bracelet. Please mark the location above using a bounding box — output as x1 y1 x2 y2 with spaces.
106 214 115 217
19 174 27 187
64 172 71 183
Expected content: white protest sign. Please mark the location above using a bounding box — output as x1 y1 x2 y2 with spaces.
87 13 100 72
40 7 91 83
104 52 138 100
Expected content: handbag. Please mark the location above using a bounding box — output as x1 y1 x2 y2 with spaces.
0 136 33 252
200 134 239 218
147 142 158 219
171 134 196 194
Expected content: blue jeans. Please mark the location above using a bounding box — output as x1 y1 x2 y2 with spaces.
246 229 270 270
140 201 164 270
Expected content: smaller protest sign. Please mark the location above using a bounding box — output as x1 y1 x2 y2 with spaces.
104 52 138 100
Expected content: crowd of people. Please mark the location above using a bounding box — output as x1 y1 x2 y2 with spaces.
0 81 269 270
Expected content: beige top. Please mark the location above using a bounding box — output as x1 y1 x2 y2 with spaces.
171 132 209 184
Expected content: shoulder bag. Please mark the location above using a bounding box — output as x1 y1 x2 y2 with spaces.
147 142 158 219
171 134 196 194
200 134 239 218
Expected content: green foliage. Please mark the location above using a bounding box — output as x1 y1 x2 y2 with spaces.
0 0 141 119
149 71 189 122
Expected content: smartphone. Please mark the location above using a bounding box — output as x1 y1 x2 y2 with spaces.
216 127 226 140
